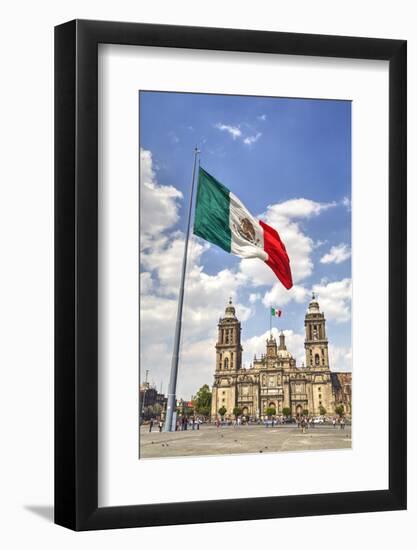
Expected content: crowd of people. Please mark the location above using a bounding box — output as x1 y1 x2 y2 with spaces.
146 415 347 432
147 416 204 432
296 415 346 433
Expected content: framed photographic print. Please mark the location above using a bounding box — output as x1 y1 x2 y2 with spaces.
55 20 407 530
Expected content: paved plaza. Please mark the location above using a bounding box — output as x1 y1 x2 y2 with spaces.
139 423 352 459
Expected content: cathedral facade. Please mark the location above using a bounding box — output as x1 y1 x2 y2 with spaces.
211 295 352 420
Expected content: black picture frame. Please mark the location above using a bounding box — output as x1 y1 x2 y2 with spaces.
55 19 407 531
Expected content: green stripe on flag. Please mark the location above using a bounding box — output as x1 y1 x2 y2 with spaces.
193 167 232 252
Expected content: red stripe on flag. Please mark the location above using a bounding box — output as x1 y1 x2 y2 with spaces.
259 220 293 290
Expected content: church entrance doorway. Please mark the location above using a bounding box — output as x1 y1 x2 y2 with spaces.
296 404 303 417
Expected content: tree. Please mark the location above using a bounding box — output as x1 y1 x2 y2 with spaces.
218 406 227 418
265 407 276 418
282 407 291 418
193 384 212 417
319 405 327 416
303 409 309 416
335 404 345 417
233 406 243 418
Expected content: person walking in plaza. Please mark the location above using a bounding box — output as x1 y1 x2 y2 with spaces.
301 417 307 434
340 417 345 430
332 417 336 429
158 420 163 432
149 419 153 433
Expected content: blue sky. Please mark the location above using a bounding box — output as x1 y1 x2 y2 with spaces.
139 91 351 398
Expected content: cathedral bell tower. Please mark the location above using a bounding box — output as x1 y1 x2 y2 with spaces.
304 293 329 369
215 298 242 372
211 298 243 420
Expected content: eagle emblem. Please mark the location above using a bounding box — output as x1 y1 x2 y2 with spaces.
234 217 260 246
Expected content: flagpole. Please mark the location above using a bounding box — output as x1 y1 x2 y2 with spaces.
164 147 200 432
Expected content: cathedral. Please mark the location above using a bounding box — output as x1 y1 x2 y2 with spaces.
211 295 352 420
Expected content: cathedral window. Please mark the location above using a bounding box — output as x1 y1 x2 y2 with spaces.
315 354 320 366
224 358 229 369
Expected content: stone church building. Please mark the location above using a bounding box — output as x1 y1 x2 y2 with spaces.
211 295 352 420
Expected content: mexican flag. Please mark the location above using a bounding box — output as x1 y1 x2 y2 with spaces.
271 307 282 317
193 167 293 290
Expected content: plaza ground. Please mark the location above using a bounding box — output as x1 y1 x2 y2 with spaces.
139 423 352 459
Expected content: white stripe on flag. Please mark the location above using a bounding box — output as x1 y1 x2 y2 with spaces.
228 192 267 261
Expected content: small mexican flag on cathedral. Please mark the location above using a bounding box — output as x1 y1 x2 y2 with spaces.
271 307 282 317
193 167 293 290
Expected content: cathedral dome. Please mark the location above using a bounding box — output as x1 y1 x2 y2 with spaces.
223 297 236 319
307 292 320 313
277 348 292 359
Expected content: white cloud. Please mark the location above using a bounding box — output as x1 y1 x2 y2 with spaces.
320 243 351 265
257 114 267 121
342 196 351 211
243 132 262 145
214 123 242 140
249 292 261 304
140 148 183 248
262 284 309 308
240 198 335 287
312 278 352 323
215 122 262 147
140 272 153 294
329 345 352 372
265 198 336 221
